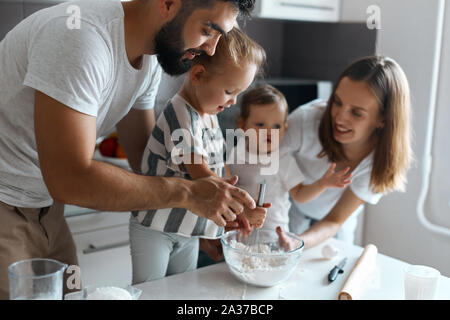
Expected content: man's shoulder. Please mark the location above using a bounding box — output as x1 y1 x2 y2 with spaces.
46 0 124 26
24 0 123 43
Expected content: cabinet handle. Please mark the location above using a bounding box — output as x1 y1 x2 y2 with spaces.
83 240 130 254
279 2 334 11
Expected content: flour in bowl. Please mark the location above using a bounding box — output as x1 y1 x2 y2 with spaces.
229 240 285 271
85 286 132 300
227 240 297 286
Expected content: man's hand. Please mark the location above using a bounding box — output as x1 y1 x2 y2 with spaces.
199 238 223 262
187 175 256 227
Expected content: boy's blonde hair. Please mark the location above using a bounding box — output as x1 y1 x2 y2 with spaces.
193 27 266 75
318 56 413 194
239 84 288 123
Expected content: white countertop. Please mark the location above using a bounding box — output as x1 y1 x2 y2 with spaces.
135 238 450 300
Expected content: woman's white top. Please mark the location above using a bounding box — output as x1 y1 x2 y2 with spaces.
281 99 383 223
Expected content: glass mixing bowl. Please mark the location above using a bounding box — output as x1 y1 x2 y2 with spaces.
221 229 304 287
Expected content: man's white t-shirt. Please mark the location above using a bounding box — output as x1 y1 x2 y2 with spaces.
0 0 162 207
227 137 305 232
281 100 383 240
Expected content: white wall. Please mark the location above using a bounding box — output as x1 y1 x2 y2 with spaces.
342 0 450 277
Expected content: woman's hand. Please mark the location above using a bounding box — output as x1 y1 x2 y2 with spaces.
319 163 352 189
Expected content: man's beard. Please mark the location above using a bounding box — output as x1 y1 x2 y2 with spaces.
153 13 203 76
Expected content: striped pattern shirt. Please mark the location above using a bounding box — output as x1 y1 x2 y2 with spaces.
132 94 225 238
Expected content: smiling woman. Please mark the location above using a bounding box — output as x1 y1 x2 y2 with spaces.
318 56 412 194
282 56 413 248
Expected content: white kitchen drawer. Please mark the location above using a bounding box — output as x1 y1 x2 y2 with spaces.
73 224 132 288
66 211 131 234
77 245 132 288
72 224 129 254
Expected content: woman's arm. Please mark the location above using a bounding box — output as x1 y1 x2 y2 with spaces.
299 188 364 249
289 163 352 204
289 181 326 204
277 188 364 250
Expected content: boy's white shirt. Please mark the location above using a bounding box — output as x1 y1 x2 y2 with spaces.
227 137 305 232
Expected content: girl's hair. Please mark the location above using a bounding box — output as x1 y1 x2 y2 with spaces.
318 56 412 194
239 84 288 122
192 27 266 76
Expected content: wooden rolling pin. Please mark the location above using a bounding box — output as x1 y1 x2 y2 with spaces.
338 244 378 300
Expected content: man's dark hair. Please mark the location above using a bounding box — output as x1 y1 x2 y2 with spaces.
180 0 255 19
153 0 255 76
219 0 255 17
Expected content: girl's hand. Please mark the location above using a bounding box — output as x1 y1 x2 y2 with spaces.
241 202 271 229
225 214 252 236
320 163 352 189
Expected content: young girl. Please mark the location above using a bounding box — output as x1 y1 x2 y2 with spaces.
129 28 267 283
227 84 353 232
278 56 412 248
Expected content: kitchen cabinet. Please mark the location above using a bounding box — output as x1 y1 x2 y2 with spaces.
0 0 23 40
254 0 341 22
66 211 132 288
0 0 76 40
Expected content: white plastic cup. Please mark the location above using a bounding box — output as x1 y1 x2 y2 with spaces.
404 265 440 300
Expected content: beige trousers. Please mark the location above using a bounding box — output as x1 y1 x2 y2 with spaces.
0 201 78 300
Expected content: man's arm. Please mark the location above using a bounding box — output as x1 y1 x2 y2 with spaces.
34 91 255 225
116 108 155 173
35 90 185 211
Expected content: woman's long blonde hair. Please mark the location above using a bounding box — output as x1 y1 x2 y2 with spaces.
318 56 413 194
